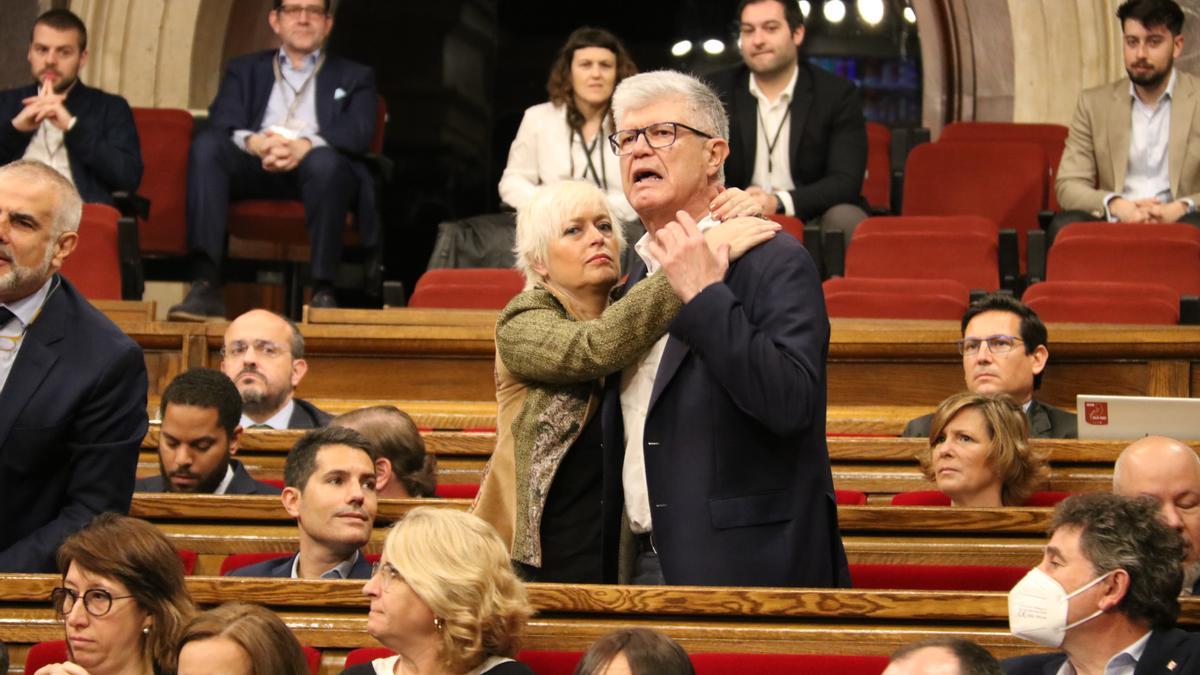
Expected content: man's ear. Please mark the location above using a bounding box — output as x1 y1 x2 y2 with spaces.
375 458 394 493
49 231 78 272
1030 344 1049 376
281 486 302 518
792 24 805 49
290 358 308 388
706 138 730 178
228 426 243 457
1099 569 1130 611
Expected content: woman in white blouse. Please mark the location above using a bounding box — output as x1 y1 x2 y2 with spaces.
499 27 638 224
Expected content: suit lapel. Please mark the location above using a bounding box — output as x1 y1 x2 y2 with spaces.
787 64 814 169
647 336 688 413
316 59 335 131
1169 74 1195 197
0 278 67 449
252 53 277 130
1027 400 1052 437
1110 81 1133 195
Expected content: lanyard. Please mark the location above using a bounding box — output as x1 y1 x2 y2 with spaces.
757 105 791 191
272 53 326 127
575 128 608 191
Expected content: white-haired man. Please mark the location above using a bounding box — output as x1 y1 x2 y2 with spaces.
0 159 148 571
599 70 848 587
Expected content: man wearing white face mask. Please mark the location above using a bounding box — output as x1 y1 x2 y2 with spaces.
1003 493 1200 674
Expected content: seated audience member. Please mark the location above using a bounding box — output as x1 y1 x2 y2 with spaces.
136 368 280 495
220 309 331 429
1113 435 1200 595
332 405 437 498
230 427 377 579
904 294 1076 439
573 628 694 675
169 0 377 318
0 159 148 573
177 602 309 675
884 637 1002 675
348 507 533 675
37 513 195 675
1052 0 1200 243
0 10 141 205
1003 493 1200 674
917 392 1048 507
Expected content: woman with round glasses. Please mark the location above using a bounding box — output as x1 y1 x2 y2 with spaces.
38 513 195 675
918 392 1049 507
346 507 533 675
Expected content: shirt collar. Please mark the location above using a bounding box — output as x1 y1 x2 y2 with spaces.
633 213 719 276
277 48 322 70
1057 630 1151 675
1129 67 1177 106
212 464 236 495
240 397 295 430
748 64 800 106
1 276 55 330
290 549 360 579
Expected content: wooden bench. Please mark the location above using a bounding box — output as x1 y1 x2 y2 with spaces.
5 575 1200 674
93 299 156 324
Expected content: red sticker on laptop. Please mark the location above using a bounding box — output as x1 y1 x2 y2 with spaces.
1084 401 1108 425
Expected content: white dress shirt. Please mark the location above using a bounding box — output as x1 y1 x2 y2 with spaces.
289 549 360 579
748 66 799 216
619 215 718 533
212 464 236 495
22 117 76 186
1106 69 1180 219
240 398 295 430
233 49 327 152
1054 630 1150 675
0 277 55 396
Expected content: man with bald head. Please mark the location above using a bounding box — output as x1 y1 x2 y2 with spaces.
884 638 1001 675
1113 435 1200 594
219 308 330 429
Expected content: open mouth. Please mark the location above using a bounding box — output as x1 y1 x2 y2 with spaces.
633 169 663 184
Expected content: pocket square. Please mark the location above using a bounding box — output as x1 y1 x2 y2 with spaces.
334 88 347 100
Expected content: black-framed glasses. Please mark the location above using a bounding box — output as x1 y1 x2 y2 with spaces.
51 587 135 618
608 122 715 156
276 4 328 18
220 339 289 360
369 561 403 591
956 335 1024 356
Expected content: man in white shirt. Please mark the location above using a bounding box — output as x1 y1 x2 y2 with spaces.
1002 493 1200 674
711 0 868 246
1053 0 1200 242
219 309 331 429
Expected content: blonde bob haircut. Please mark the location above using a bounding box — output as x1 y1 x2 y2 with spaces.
513 180 626 288
177 602 309 675
384 507 532 672
919 392 1049 506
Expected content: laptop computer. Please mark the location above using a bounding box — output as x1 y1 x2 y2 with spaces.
1076 395 1200 440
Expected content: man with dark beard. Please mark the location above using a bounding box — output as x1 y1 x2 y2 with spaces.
219 309 331 429
1053 0 1200 242
0 10 141 205
135 368 281 495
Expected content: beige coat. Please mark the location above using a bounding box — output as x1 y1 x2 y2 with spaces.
1057 71 1200 215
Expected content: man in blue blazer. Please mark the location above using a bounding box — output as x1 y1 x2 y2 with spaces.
599 71 849 587
229 426 377 579
0 159 148 572
170 0 378 319
0 10 142 206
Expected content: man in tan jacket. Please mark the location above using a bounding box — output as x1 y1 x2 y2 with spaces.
1052 0 1200 243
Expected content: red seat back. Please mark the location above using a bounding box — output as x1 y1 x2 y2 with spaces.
1056 221 1200 244
850 563 1028 591
302 646 321 675
220 552 291 576
854 214 999 240
835 489 868 505
1047 238 1200 296
823 277 971 320
1024 281 1180 325
864 122 892 210
61 203 122 299
345 648 394 669
131 108 193 255
892 490 1072 507
939 122 1068 210
176 548 198 575
1024 491 1072 507
767 213 806 243
517 650 583 675
845 231 999 291
410 268 525 309
25 641 69 675
691 653 889 675
435 483 480 499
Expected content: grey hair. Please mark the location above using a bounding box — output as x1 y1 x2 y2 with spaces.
282 313 305 359
513 180 625 288
1050 493 1184 630
611 70 729 183
0 159 82 235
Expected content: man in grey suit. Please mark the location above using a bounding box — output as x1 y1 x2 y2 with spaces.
903 294 1076 439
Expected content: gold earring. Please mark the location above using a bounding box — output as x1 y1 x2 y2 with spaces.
142 625 150 635
433 617 444 632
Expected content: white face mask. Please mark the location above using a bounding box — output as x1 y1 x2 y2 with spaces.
1008 566 1113 647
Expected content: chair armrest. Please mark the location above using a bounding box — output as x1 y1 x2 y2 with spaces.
117 215 144 300
112 191 151 221
821 229 846 279
1182 296 1200 325
866 205 890 217
998 228 1019 291
1026 229 1047 284
800 225 825 278
1037 210 1054 230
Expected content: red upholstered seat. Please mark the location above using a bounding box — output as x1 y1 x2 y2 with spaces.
409 268 525 309
435 483 480 499
301 646 321 675
835 489 868 505
864 122 892 211
24 641 68 675
344 647 394 669
850 563 1028 591
767 213 806 243
262 478 285 489
892 490 1072 507
938 122 1068 210
1055 221 1200 245
517 650 583 675
131 107 194 255
691 653 889 675
219 552 291 576
61 203 122 300
1024 281 1180 325
823 276 971 320
854 214 998 240
845 231 999 291
1024 491 1072 507
1047 237 1200 297
176 548 198 575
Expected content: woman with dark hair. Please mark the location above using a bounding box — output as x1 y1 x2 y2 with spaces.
573 628 693 675
35 513 195 675
499 27 640 224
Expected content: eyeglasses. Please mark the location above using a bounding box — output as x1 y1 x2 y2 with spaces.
608 122 715 156
956 335 1024 356
276 4 327 18
51 587 135 618
369 561 403 591
220 339 289 360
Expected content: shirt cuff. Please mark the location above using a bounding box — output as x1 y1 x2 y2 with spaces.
233 130 254 155
302 134 327 149
776 191 795 217
1102 193 1121 222
66 115 78 132
1182 198 1196 214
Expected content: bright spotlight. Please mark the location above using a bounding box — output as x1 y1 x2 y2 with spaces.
858 0 885 25
824 0 847 23
798 0 811 17
903 6 917 23
703 39 725 55
671 40 693 57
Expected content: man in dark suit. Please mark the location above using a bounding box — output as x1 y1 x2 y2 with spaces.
903 294 1076 439
600 70 849 587
710 0 868 237
135 368 280 495
219 309 331 430
1003 493 1200 674
0 10 142 205
1113 435 1200 595
230 426 376 579
169 0 377 319
0 159 148 572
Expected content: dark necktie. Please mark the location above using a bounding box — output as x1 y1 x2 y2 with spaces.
0 306 15 329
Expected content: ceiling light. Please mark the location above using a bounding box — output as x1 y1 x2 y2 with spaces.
857 0 885 25
671 40 693 57
824 0 847 24
703 39 725 55
798 0 811 18
903 6 917 23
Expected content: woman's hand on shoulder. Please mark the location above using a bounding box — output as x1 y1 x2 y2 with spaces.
703 216 780 261
709 186 766 220
34 663 92 675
